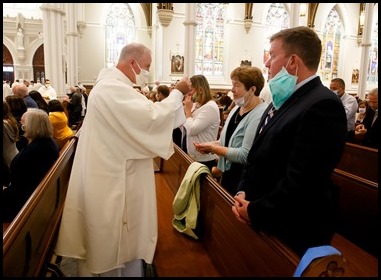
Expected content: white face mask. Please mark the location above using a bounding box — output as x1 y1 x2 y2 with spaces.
234 90 250 107
358 108 366 114
132 61 150 88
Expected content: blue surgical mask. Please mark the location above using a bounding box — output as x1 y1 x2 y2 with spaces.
269 59 297 110
132 61 150 88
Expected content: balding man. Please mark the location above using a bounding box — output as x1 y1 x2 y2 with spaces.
55 42 189 276
12 83 38 109
330 78 358 141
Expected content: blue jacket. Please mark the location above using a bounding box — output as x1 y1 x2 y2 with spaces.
217 102 267 172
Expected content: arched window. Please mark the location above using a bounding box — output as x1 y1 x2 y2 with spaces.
105 3 136 68
263 3 290 80
319 8 342 83
195 3 226 76
367 9 378 85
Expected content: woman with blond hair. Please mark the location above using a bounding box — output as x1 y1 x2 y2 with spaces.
3 108 59 223
182 75 220 171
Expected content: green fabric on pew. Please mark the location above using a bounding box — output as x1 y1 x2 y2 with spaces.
172 162 210 239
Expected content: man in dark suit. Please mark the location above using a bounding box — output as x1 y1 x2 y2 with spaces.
355 88 378 149
232 26 348 257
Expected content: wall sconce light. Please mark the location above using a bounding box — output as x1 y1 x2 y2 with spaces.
357 3 365 46
300 3 307 17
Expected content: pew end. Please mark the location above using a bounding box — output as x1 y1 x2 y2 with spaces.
299 254 347 277
3 132 79 277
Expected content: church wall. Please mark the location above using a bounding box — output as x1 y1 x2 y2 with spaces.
2 3 377 94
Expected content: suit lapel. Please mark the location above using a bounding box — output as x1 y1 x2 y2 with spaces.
253 77 322 143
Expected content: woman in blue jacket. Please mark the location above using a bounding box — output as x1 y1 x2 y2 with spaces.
194 66 267 195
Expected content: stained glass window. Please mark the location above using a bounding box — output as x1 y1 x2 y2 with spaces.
195 3 225 76
105 3 136 68
319 8 342 83
367 15 378 85
263 3 290 80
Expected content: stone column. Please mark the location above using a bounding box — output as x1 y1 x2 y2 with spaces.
65 3 81 88
290 3 300 28
358 3 374 100
152 4 163 84
40 3 66 98
183 4 197 77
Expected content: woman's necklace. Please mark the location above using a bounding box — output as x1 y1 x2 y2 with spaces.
240 98 262 115
234 99 262 124
234 110 243 124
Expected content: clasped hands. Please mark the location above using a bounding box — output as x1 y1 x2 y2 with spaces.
355 124 367 136
232 194 251 225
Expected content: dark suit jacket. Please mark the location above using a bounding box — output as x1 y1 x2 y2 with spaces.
361 107 379 149
237 76 348 257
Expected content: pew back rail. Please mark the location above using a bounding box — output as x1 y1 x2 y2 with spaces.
3 135 78 277
153 144 378 277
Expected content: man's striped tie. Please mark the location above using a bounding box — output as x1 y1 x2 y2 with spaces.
259 106 276 134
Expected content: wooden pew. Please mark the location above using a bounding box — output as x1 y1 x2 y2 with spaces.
3 133 79 277
154 146 299 277
332 142 378 257
335 142 378 183
153 144 378 277
332 169 378 258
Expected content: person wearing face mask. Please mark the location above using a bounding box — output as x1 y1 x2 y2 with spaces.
181 75 221 171
232 26 347 258
55 43 189 276
329 78 358 142
194 66 267 195
355 100 368 126
355 88 379 149
38 79 57 101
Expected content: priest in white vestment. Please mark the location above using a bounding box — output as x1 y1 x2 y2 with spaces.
55 43 188 276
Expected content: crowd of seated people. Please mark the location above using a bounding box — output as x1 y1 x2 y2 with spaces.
2 108 59 223
2 81 89 225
